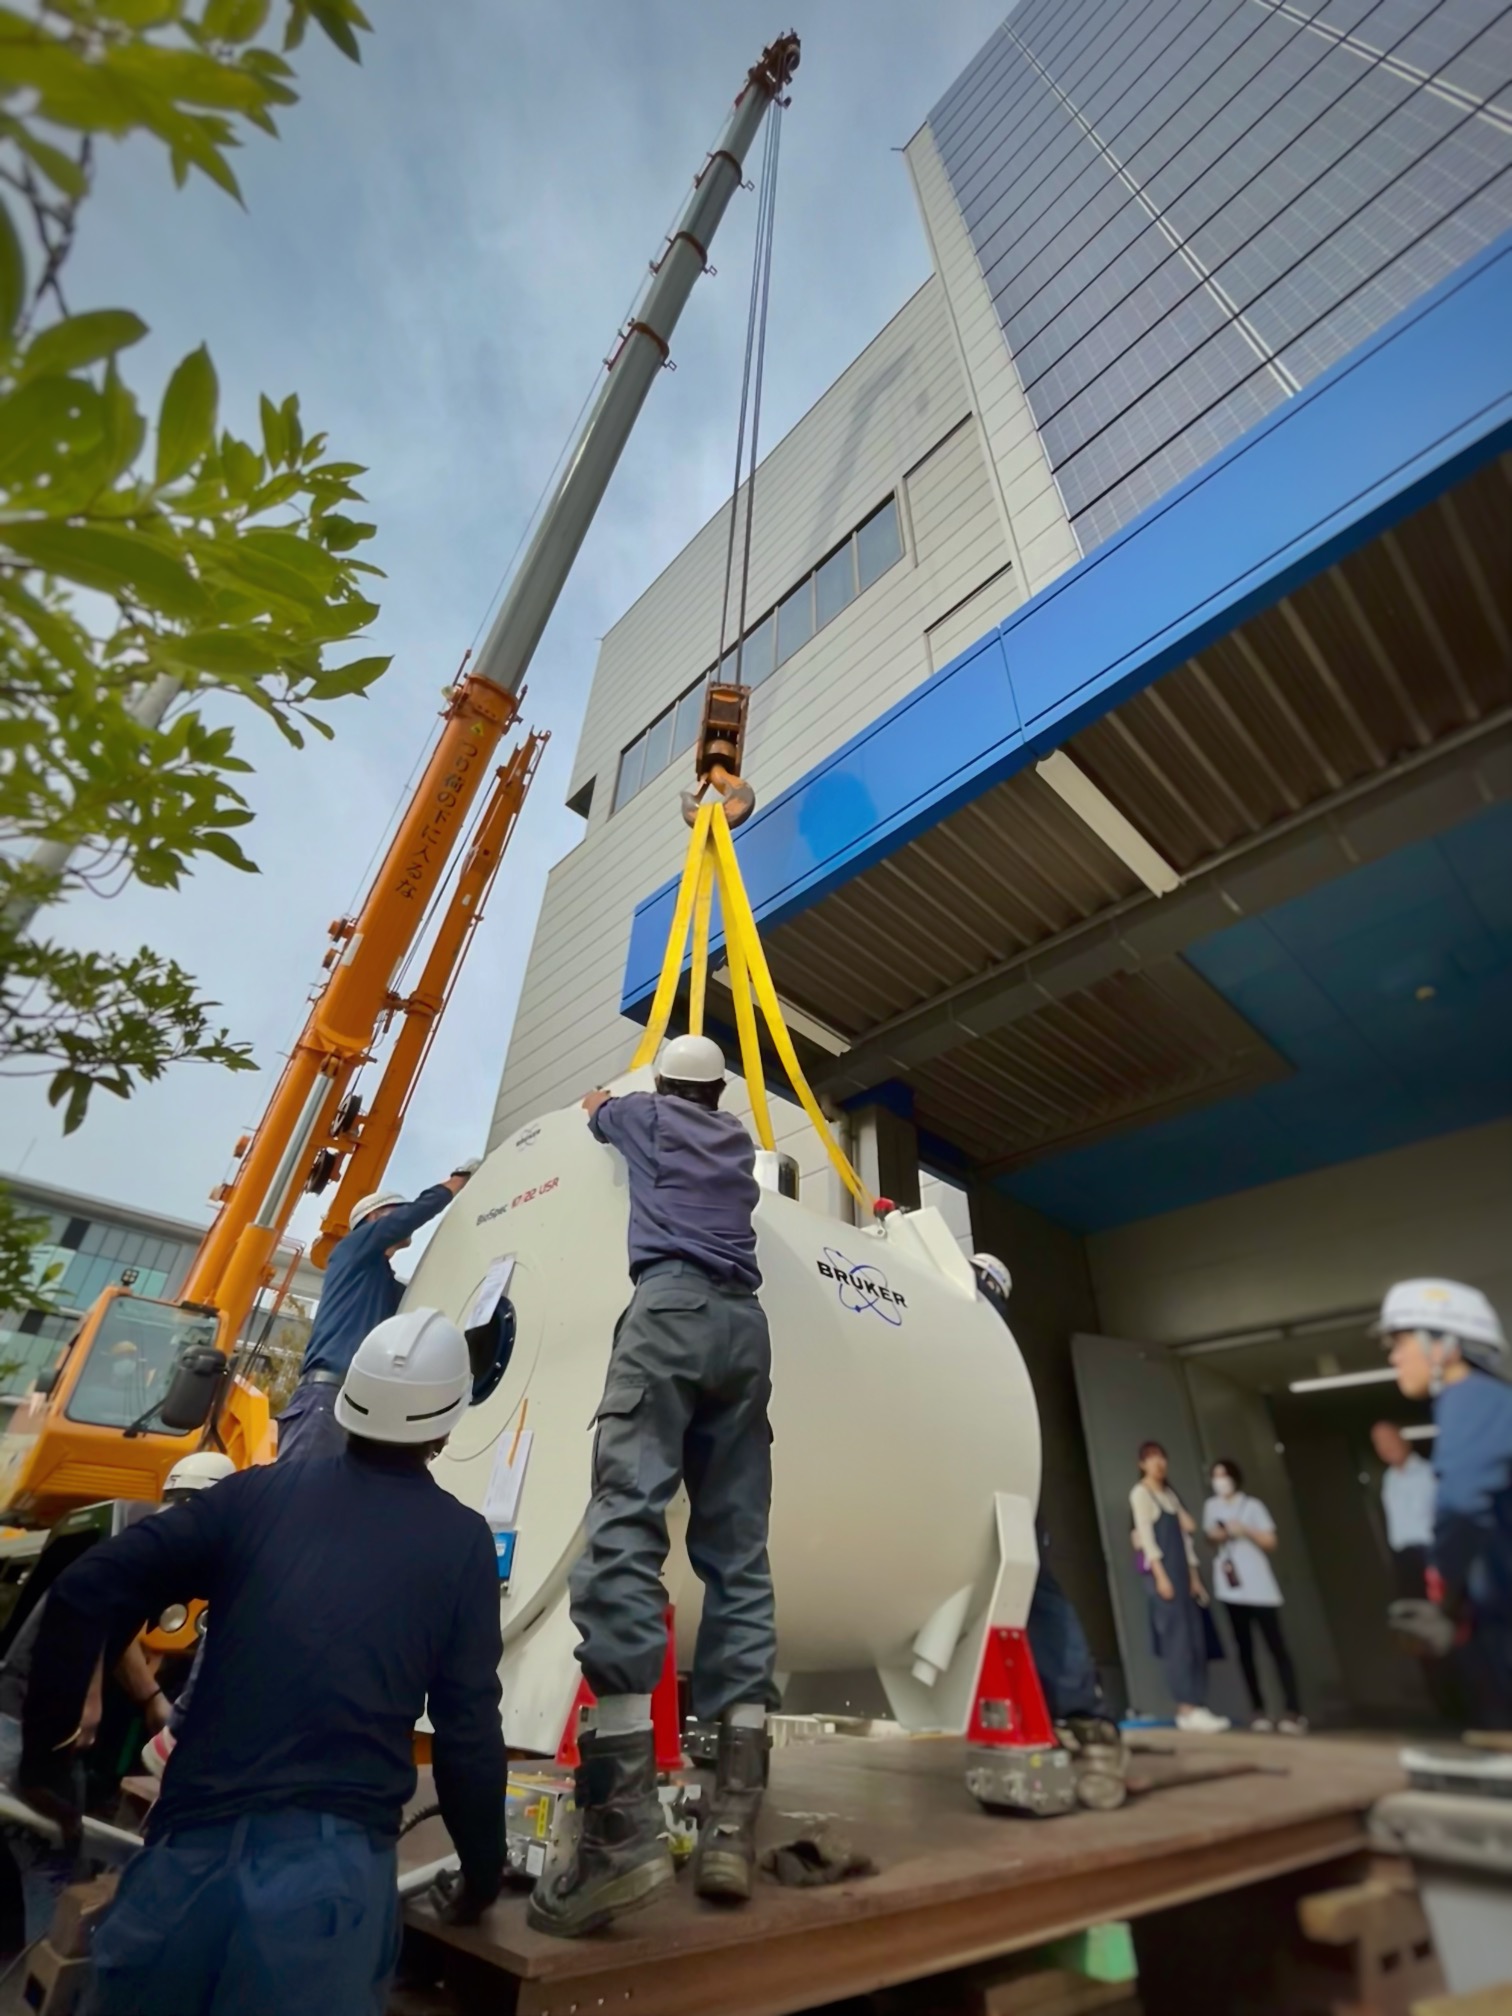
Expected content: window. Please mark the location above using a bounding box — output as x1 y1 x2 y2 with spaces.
674 681 705 752
814 542 857 629
736 613 775 688
775 578 814 667
613 735 646 813
857 497 903 590
608 492 903 812
641 705 675 784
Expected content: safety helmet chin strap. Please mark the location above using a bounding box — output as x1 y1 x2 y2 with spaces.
1425 1330 1461 1400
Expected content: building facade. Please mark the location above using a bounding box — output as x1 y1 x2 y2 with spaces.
927 0 1512 549
488 5 1511 1723
491 0 1512 1156
0 1174 322 1413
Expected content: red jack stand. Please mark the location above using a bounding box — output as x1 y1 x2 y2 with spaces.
964 1625 1076 1816
557 1606 686 1772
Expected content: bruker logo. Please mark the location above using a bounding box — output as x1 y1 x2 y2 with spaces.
817 1248 907 1326
514 1126 540 1150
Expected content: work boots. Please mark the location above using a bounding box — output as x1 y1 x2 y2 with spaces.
1055 1714 1128 1811
527 1727 674 1938
693 1718 771 1902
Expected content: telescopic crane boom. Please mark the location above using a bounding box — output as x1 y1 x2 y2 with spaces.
0 33 801 1527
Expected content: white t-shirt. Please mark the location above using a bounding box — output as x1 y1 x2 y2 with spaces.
1380 1453 1436 1552
1203 1493 1282 1607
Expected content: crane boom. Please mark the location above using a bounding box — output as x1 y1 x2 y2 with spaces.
0 32 801 1527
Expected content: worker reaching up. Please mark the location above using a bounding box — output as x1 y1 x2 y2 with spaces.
1379 1279 1512 1728
18 1308 506 2016
278 1160 479 1461
530 1035 778 1938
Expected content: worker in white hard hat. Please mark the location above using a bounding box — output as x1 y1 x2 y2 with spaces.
0 1450 236 1944
1377 1278 1512 1727
277 1158 480 1463
530 1033 775 1938
19 1308 507 2013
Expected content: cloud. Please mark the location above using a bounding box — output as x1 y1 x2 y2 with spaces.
2 0 1006 1246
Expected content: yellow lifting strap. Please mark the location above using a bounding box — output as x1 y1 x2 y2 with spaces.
629 800 874 1215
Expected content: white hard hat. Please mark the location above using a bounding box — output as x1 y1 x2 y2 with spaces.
971 1253 1013 1304
657 1034 726 1084
163 1451 237 1496
1375 1278 1508 1376
335 1308 471 1445
349 1190 406 1230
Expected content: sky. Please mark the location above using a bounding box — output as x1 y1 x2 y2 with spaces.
2 0 1008 1254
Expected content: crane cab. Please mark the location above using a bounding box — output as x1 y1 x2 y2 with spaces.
0 1289 270 1529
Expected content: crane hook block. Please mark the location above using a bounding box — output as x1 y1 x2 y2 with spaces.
683 681 755 829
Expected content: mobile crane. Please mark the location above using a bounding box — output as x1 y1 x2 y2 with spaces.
0 31 802 1532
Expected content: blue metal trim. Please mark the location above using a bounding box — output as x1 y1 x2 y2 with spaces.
622 228 1512 1021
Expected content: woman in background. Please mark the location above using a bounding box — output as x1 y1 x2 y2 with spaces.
1204 1458 1308 1735
1130 1442 1230 1733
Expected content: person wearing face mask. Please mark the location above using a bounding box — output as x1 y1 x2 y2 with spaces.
1377 1278 1512 1730
1129 1442 1229 1734
1202 1460 1306 1735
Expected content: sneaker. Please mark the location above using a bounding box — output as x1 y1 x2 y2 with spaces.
1248 1714 1276 1734
1276 1714 1310 1736
1175 1707 1232 1734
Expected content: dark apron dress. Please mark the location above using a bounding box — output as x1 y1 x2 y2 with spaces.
1147 1498 1211 1708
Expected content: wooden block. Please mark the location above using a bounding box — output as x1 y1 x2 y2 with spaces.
1411 1989 1512 2016
1299 1873 1414 1944
977 1973 1138 2016
20 1941 91 2016
48 1868 118 1958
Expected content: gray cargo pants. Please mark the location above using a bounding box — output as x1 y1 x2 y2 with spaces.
570 1258 779 1719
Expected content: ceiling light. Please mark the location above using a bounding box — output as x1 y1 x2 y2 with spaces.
1036 751 1181 897
1415 984 1436 1001
1288 1367 1398 1393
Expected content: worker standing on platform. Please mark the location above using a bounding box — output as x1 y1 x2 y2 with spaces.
530 1035 777 1938
1379 1279 1512 1729
277 1162 478 1461
17 1309 507 2014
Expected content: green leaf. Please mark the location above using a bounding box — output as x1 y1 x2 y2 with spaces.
195 828 257 870
202 0 270 40
315 513 374 552
0 519 208 618
19 308 149 381
310 651 388 698
156 626 282 674
99 359 147 483
307 0 361 61
0 200 24 336
258 390 286 465
279 392 302 462
156 344 218 484
0 114 89 198
97 0 184 24
221 434 262 498
0 377 103 486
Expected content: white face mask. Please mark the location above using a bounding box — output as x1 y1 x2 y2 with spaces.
1213 1475 1237 1498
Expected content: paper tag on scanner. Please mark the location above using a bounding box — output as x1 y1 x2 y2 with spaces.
469 1256 515 1331
484 1429 533 1529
